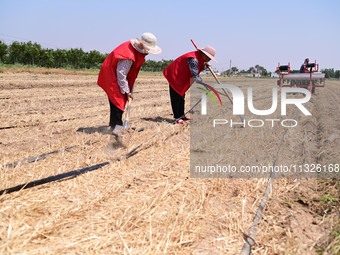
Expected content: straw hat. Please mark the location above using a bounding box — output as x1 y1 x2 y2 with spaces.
199 45 217 62
131 32 162 55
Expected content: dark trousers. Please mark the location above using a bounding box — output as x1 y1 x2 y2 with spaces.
108 98 123 128
169 85 185 119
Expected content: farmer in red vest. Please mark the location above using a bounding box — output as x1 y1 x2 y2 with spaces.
163 46 216 124
97 32 161 136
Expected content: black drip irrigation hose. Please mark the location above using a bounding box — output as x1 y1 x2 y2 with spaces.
1 139 149 196
239 125 290 255
3 146 76 169
2 141 96 169
0 131 158 195
240 166 276 255
0 114 99 130
0 162 109 196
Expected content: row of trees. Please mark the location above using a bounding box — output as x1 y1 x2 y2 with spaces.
288 68 340 78
0 41 106 69
223 65 340 78
222 64 271 77
322 68 340 79
1 41 339 77
141 59 172 72
0 40 173 72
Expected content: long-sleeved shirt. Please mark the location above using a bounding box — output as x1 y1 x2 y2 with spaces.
187 57 203 84
116 59 134 94
117 57 203 94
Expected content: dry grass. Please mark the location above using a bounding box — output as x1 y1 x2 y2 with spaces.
0 69 339 254
0 65 99 76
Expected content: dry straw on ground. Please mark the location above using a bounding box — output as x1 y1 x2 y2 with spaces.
0 70 339 254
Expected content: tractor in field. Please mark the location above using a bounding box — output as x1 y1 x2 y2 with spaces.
275 60 325 94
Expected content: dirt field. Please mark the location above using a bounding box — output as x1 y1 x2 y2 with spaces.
0 69 339 255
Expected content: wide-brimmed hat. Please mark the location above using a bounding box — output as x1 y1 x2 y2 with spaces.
199 45 217 62
131 32 162 54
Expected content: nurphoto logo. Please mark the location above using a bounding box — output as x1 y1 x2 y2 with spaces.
200 84 312 128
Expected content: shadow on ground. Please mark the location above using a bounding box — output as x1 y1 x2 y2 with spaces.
142 116 174 124
77 125 112 135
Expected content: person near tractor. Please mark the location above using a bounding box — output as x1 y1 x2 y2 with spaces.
299 58 310 73
300 57 317 94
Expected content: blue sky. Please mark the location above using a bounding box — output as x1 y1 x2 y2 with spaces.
1 0 339 72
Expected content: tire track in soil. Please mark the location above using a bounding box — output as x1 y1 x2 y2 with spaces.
255 82 339 254
312 82 340 166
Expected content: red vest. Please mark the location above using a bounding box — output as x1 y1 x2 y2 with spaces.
97 41 146 110
163 51 205 96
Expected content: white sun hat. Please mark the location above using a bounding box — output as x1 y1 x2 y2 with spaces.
131 32 162 55
199 45 217 62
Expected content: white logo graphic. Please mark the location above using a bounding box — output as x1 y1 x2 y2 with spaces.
201 84 311 116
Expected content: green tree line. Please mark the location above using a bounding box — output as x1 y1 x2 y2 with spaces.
289 68 340 78
1 41 339 76
322 68 340 79
222 64 271 77
0 40 106 69
0 40 172 71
